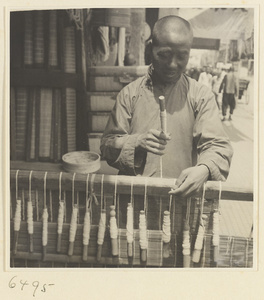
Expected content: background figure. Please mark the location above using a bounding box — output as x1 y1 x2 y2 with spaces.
187 67 200 81
212 69 222 109
198 65 213 89
219 66 238 121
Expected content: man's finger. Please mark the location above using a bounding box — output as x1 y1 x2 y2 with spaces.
147 141 166 150
169 181 193 197
146 133 167 145
175 173 188 188
145 145 164 156
150 129 171 140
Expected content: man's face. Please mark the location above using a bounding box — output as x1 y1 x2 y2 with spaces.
151 31 192 84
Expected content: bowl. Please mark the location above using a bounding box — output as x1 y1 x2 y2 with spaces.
62 151 101 174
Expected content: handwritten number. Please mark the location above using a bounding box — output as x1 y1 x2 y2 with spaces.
8 276 17 288
20 279 29 291
32 281 39 297
9 276 54 296
41 284 46 293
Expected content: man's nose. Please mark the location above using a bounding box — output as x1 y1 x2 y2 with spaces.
168 56 178 68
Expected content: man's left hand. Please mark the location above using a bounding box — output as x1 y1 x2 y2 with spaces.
169 165 209 198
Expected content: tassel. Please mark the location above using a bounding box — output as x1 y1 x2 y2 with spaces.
68 205 78 256
139 210 148 263
97 209 106 261
42 208 48 260
82 209 91 261
27 201 34 253
162 210 171 258
109 205 118 256
126 203 134 258
57 201 64 253
13 199 21 255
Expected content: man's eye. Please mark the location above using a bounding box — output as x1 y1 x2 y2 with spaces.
177 53 188 60
158 52 170 59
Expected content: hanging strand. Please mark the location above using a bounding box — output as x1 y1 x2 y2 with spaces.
110 207 118 256
162 210 171 259
27 171 34 253
212 181 221 264
192 183 207 264
13 170 21 255
127 179 134 258
109 177 118 256
182 198 191 267
68 173 78 256
42 172 49 260
90 174 99 205
139 178 148 263
15 169 19 200
159 95 166 178
97 174 106 261
83 174 91 261
57 172 64 253
162 191 173 259
144 178 148 213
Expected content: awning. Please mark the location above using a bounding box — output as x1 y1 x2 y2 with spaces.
188 8 254 41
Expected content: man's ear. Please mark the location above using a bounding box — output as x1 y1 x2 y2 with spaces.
145 40 153 65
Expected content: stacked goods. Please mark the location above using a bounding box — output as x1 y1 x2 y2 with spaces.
10 10 81 162
10 171 253 268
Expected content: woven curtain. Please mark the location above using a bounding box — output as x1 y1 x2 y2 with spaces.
24 11 33 66
48 10 58 67
15 88 28 160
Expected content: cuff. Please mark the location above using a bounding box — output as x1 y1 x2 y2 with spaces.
197 160 224 181
118 134 142 175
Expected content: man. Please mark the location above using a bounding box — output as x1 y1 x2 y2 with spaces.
219 66 238 121
198 65 213 89
101 15 233 198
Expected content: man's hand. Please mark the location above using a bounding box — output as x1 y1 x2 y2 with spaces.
169 165 210 198
136 129 171 156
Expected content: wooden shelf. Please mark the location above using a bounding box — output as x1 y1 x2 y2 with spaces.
10 160 118 175
11 69 81 89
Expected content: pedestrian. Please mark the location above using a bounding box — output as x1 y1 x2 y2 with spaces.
219 66 238 121
198 65 213 89
211 69 222 109
100 15 233 198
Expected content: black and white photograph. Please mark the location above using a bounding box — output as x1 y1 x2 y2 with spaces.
1 2 263 299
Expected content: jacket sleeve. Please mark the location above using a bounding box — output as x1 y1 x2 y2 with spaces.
192 85 233 181
219 75 226 93
100 85 146 175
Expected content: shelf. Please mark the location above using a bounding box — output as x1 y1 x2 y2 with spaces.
11 69 81 89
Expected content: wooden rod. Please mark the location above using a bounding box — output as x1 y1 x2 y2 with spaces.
10 170 253 201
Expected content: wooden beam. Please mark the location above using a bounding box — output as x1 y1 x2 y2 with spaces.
10 169 253 201
10 69 81 89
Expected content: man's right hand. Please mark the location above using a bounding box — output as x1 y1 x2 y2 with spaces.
136 129 171 156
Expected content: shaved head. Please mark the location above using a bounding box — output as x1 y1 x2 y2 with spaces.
150 15 193 83
152 15 193 46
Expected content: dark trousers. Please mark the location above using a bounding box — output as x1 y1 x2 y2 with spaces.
222 93 236 116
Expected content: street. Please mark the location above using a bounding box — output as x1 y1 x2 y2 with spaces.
218 76 254 237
